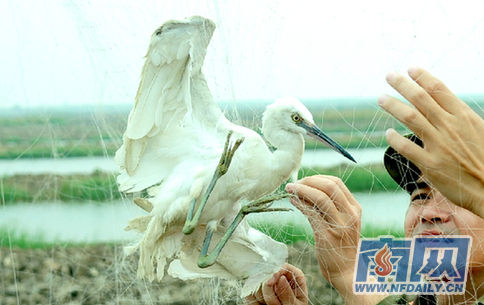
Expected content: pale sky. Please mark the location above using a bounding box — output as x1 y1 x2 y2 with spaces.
2 0 484 108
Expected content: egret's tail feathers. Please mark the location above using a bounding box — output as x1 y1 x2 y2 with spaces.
124 215 152 232
126 218 287 298
131 217 179 282
124 195 287 298
234 223 288 297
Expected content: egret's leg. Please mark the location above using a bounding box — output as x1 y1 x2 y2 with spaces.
197 193 292 268
183 131 244 235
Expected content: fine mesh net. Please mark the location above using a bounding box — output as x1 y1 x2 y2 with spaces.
1 1 484 304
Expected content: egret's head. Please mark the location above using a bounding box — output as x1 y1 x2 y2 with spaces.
147 16 216 69
262 97 356 162
262 97 314 134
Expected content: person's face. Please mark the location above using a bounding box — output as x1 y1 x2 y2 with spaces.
404 177 484 268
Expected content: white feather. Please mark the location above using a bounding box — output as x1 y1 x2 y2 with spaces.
116 16 351 298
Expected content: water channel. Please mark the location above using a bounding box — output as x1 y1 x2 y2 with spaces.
1 147 408 244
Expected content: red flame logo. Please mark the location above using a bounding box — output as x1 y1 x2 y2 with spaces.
374 244 393 276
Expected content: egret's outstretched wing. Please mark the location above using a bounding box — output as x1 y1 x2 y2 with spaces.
115 17 230 192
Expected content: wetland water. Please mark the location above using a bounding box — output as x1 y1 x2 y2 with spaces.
0 192 409 243
0 147 405 243
0 148 387 176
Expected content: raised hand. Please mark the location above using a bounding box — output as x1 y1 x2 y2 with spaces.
379 67 484 219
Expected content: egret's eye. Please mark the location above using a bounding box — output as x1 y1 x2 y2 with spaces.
291 113 301 123
155 30 162 36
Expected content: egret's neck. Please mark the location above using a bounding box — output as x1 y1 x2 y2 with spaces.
264 130 305 183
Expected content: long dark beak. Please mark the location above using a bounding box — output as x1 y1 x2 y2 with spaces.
299 121 356 163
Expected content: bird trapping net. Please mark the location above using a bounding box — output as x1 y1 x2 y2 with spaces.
1 1 484 304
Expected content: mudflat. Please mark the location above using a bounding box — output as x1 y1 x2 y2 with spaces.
0 243 344 305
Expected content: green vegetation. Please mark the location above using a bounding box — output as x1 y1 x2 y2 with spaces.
0 228 58 249
2 100 483 159
59 173 120 201
1 102 477 248
1 171 121 204
251 221 404 245
0 111 125 159
1 224 404 249
250 221 315 245
1 164 397 204
0 105 401 159
0 230 47 249
0 228 113 249
360 224 405 238
299 163 400 193
0 145 119 159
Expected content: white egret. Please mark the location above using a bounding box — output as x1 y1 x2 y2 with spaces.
115 16 356 297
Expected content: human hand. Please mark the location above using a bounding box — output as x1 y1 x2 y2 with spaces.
379 67 484 219
245 263 308 305
285 175 362 302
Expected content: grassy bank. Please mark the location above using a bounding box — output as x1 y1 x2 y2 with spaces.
1 164 398 204
0 223 404 249
3 100 483 159
250 221 404 245
0 144 119 159
300 163 400 192
0 104 408 160
1 171 121 204
0 134 387 159
0 229 76 249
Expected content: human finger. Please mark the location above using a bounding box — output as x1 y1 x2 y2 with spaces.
291 196 343 229
303 175 360 213
378 94 435 137
320 175 362 217
281 264 306 286
318 175 355 204
299 176 354 214
286 183 339 222
385 128 432 168
385 72 446 125
289 197 330 230
407 67 463 114
262 282 282 305
274 275 296 305
280 264 308 301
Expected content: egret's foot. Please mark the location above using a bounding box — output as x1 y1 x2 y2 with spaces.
183 131 245 235
217 131 245 177
196 193 292 268
198 256 214 268
241 193 292 214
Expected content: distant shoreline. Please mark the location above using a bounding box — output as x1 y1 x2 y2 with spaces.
0 142 386 160
1 95 483 113
0 163 400 205
3 102 482 161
